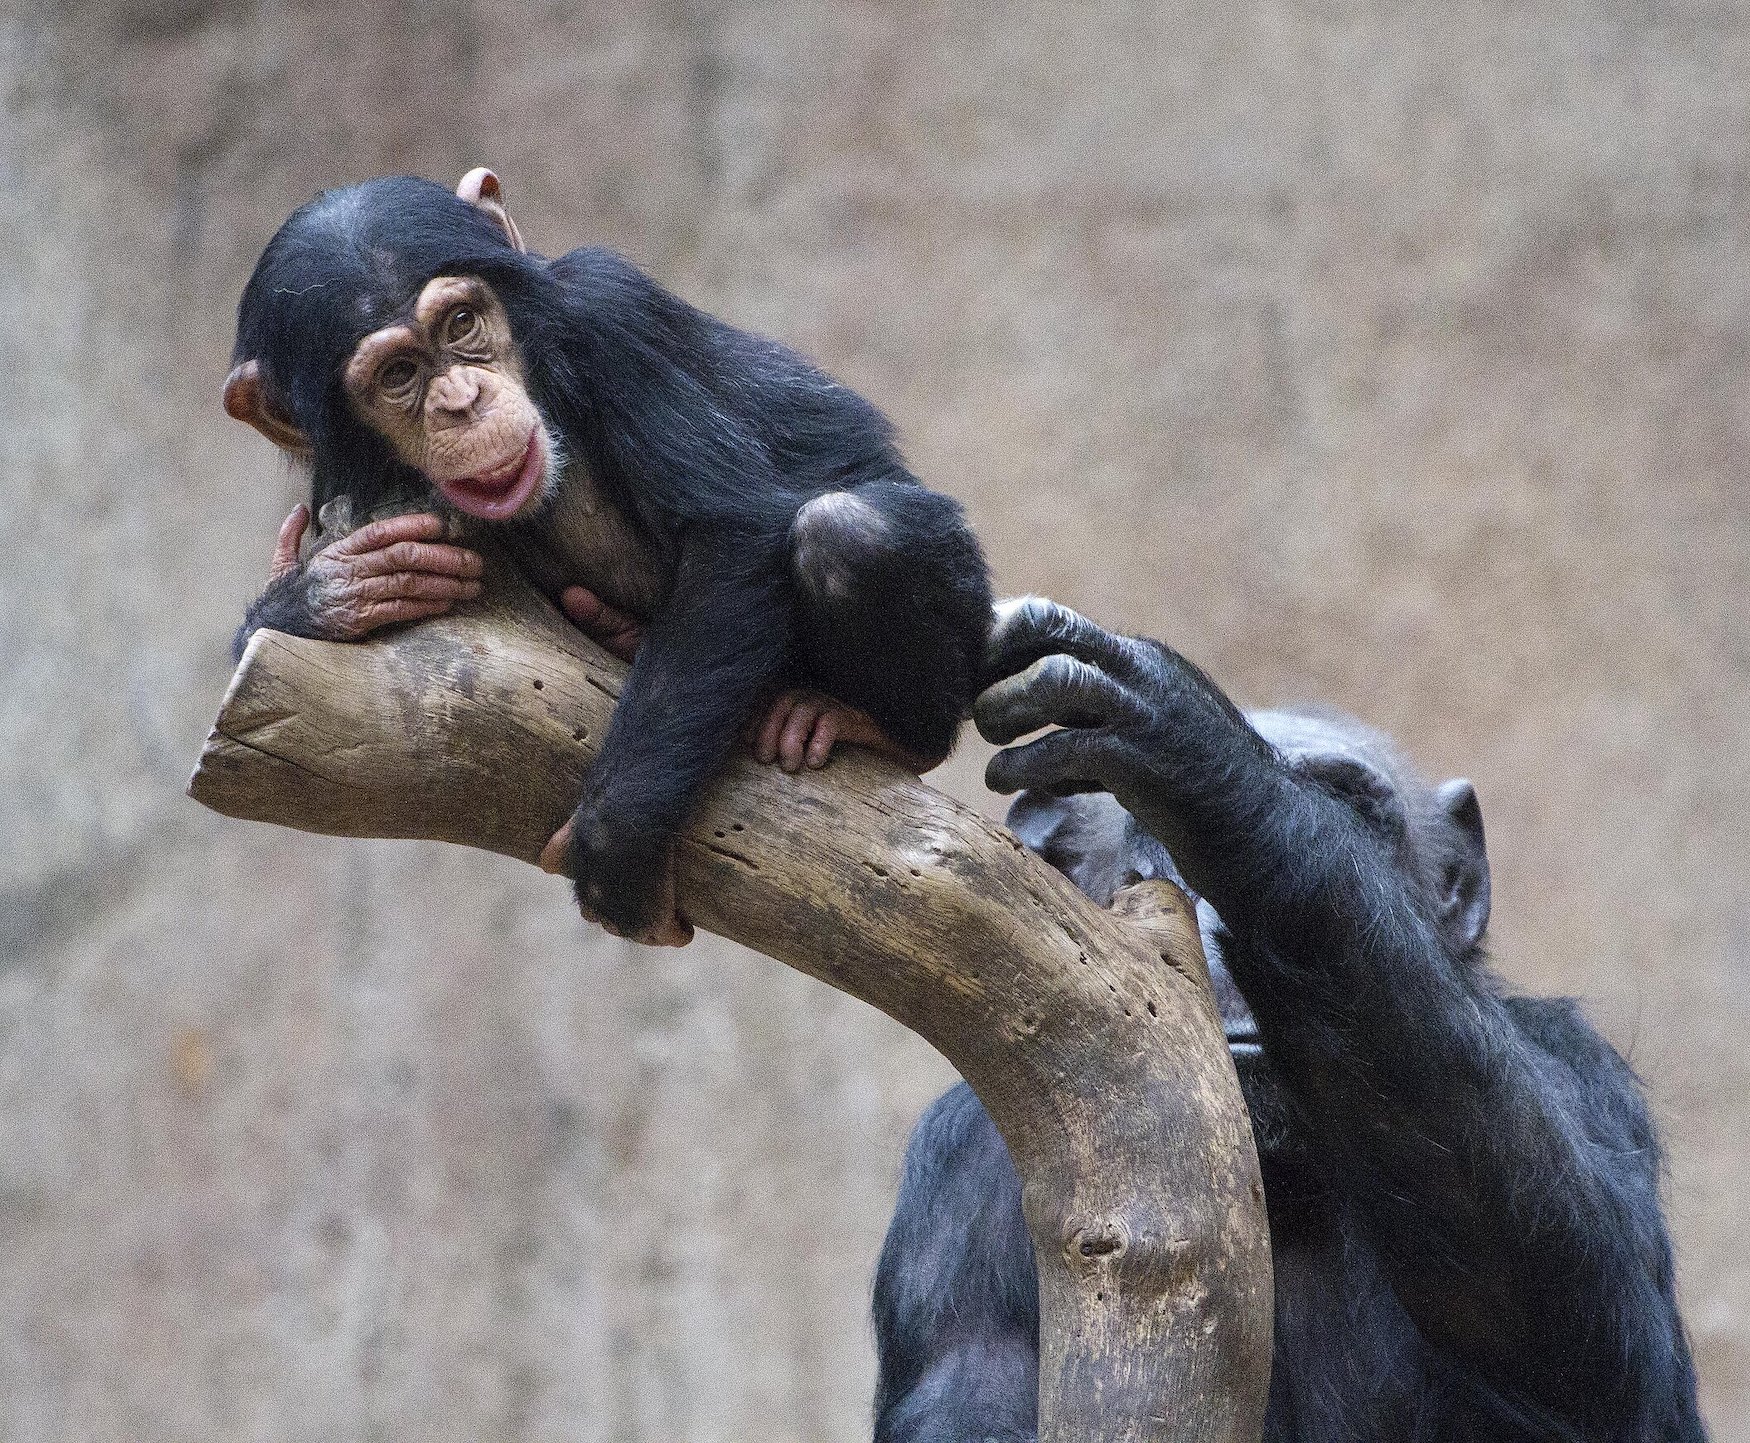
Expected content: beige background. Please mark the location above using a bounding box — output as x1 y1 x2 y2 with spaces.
2 1 1746 1438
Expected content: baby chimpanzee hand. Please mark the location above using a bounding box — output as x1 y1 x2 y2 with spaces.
545 586 689 945
544 584 689 945
750 689 939 774
265 507 484 641
556 585 646 662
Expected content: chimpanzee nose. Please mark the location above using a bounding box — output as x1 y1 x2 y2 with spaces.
428 368 485 424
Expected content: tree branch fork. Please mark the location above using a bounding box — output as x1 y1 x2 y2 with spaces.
188 554 1271 1442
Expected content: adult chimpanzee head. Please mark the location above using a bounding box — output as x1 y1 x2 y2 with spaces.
1248 707 1491 955
1006 705 1491 1049
224 169 560 521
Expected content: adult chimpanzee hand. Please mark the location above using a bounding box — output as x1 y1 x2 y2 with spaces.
975 597 1282 900
260 507 485 642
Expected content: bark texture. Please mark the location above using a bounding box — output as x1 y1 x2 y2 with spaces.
189 559 1273 1443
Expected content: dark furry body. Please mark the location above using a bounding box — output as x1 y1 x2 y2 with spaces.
234 178 992 931
874 607 1705 1443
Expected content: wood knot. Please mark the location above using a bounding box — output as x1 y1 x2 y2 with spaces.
1062 1214 1130 1267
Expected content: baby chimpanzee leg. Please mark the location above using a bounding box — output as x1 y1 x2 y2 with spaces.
786 479 991 763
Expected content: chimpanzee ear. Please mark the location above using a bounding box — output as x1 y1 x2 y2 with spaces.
456 167 527 253
223 360 311 456
1435 778 1491 951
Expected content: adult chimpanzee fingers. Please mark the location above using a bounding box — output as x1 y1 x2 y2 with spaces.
268 504 309 581
352 540 485 579
974 654 1131 745
984 730 1104 797
330 512 448 557
1032 776 1109 797
985 596 1144 689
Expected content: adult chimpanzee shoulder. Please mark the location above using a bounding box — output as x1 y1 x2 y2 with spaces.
224 169 991 946
873 598 1706 1443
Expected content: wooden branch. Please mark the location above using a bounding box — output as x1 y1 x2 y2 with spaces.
189 556 1272 1442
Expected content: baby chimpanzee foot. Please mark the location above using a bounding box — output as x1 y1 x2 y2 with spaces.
537 816 693 947
751 690 940 775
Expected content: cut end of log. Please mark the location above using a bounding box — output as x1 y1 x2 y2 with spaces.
188 631 302 818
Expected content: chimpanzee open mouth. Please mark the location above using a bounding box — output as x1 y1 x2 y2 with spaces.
438 430 546 521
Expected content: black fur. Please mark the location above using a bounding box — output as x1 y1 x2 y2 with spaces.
232 177 991 934
874 599 1706 1443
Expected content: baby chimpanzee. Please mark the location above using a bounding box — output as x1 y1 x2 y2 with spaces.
226 169 991 945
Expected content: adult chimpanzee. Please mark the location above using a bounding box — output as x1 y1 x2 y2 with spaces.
225 170 991 946
872 598 1706 1442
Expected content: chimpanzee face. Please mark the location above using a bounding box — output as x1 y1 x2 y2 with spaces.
1004 787 1260 1051
340 274 556 522
223 168 558 524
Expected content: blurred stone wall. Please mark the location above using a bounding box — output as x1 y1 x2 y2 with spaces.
2 0 1745 1437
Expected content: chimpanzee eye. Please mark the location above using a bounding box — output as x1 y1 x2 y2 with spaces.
446 306 479 343
379 357 419 394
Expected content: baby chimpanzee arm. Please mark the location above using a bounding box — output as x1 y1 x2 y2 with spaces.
978 599 1697 1435
564 527 794 942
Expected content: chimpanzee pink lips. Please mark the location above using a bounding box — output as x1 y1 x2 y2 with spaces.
437 430 545 521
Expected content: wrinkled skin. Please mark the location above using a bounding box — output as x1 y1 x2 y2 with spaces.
239 508 484 645
872 597 1705 1443
343 276 556 523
